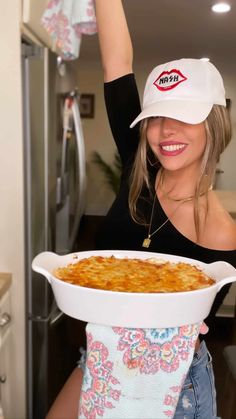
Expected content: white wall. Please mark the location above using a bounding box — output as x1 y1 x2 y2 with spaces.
0 1 26 417
76 59 236 215
217 72 236 189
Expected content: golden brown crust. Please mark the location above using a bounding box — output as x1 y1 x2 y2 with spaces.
53 256 215 293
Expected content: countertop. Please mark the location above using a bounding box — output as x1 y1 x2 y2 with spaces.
0 273 12 300
215 190 236 218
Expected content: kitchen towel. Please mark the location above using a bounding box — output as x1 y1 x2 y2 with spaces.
41 0 97 60
79 322 207 419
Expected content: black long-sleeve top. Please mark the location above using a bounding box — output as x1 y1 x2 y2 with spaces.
95 73 236 320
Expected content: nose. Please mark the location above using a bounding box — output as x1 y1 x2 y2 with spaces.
160 117 177 137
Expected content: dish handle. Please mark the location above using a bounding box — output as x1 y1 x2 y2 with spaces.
217 276 236 292
206 261 236 292
32 251 59 284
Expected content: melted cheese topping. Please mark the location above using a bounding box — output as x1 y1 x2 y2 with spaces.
53 256 215 293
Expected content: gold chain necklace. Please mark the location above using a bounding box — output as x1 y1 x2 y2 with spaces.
142 194 187 248
142 170 212 248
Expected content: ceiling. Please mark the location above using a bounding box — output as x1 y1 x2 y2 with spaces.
80 0 236 71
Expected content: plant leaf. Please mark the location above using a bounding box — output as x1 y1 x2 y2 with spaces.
92 151 121 195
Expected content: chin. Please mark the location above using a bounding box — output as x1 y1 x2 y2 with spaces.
160 162 185 172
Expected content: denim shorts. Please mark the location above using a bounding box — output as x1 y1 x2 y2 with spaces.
174 340 218 419
78 340 218 419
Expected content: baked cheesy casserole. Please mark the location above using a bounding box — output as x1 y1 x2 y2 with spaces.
53 256 215 293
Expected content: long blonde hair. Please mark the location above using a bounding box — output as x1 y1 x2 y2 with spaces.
128 105 232 239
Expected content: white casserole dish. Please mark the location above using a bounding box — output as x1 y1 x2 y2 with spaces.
32 250 236 328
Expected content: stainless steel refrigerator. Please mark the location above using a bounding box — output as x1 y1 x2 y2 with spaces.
21 39 86 419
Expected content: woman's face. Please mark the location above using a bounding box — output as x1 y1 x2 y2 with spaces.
146 117 207 173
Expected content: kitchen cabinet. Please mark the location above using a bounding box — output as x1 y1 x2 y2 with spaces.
22 0 61 55
0 275 12 419
22 0 50 45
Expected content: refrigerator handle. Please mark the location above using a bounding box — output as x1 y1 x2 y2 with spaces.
49 303 64 326
47 297 64 326
56 98 73 208
68 98 86 250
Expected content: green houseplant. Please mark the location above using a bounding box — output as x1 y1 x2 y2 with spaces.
92 150 122 195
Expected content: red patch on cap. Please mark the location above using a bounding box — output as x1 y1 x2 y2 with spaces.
153 69 187 91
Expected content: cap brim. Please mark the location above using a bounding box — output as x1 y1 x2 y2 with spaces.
130 101 213 128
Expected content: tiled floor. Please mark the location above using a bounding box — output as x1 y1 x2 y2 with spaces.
75 215 236 419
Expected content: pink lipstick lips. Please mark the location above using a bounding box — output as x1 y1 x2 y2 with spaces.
159 141 187 156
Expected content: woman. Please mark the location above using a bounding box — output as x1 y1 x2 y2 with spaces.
46 1 236 418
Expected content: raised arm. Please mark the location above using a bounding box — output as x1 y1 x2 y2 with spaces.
95 0 133 81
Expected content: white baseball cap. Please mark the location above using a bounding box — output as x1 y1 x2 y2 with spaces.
130 58 226 128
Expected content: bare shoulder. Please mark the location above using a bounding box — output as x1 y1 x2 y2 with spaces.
215 216 236 249
206 192 236 250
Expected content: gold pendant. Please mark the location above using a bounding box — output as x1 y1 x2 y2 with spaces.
142 237 151 248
